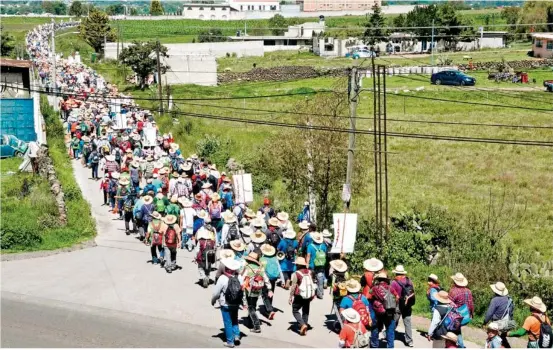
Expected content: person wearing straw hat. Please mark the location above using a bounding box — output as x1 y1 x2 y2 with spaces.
194 227 217 288
209 193 224 242
260 244 284 320
277 211 293 233
153 192 169 217
145 211 166 265
339 280 371 327
89 146 101 180
485 322 502 349
247 230 267 256
427 274 442 313
211 258 244 348
390 265 415 347
449 273 474 348
108 172 120 212
241 252 272 333
442 332 459 349
296 221 311 257
339 308 370 348
138 195 155 241
258 198 275 223
142 177 157 196
100 173 110 206
215 249 237 281
277 229 298 290
129 160 141 193
179 198 195 251
229 239 247 270
152 172 163 193
221 211 239 249
165 194 180 217
485 282 514 346
371 271 400 348
221 182 234 212
162 214 181 273
104 154 120 175
115 178 132 220
427 290 455 347
329 260 350 328
132 192 144 236
507 296 551 348
289 256 316 336
265 217 282 249
120 179 137 234
305 232 327 299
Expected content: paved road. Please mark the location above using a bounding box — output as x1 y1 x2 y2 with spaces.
1 159 478 348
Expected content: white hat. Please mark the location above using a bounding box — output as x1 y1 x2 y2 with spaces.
230 240 246 252
322 229 332 238
428 274 439 282
363 258 384 272
490 282 508 296
251 230 267 244
392 265 407 275
341 308 361 323
451 272 468 287
221 258 241 271
345 279 361 293
276 212 289 221
487 322 500 332
111 172 120 179
329 259 348 273
218 249 235 260
524 296 547 313
196 227 211 240
311 232 323 244
298 221 309 230
240 226 253 236
283 230 296 239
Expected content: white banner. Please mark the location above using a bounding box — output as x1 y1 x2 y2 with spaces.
110 98 121 114
331 213 358 254
113 112 127 129
143 127 157 147
233 174 253 204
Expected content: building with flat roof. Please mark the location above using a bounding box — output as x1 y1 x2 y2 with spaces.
531 33 553 58
300 0 380 12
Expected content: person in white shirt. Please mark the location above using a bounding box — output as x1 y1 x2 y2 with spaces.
179 198 196 251
27 141 40 173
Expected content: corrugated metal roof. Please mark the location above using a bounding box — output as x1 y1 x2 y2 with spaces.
0 58 32 69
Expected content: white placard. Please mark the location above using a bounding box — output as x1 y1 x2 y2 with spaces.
114 112 127 129
143 127 157 147
233 174 253 204
111 98 121 114
331 213 358 254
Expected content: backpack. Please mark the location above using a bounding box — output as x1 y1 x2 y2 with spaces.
349 295 371 327
262 256 280 280
102 144 110 154
397 278 416 308
197 239 215 263
165 226 177 246
123 197 134 212
225 275 244 306
108 179 118 194
246 266 264 293
285 240 296 260
434 307 463 338
456 303 472 326
296 270 315 299
166 204 180 216
267 230 280 247
227 223 239 242
312 244 326 267
130 168 139 183
382 287 398 315
209 202 221 219
91 152 100 164
362 272 375 299
162 177 169 193
347 324 369 348
534 315 553 348
151 221 163 245
155 198 166 213
114 149 121 162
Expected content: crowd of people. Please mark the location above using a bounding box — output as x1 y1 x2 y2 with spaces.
26 22 551 349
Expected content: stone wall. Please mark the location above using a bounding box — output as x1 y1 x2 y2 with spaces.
218 66 347 84
36 145 68 225
458 58 553 71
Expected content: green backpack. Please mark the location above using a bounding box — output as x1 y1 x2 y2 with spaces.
155 198 166 214
166 204 180 216
312 244 327 267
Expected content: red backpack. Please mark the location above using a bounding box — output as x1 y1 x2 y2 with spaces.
349 294 372 327
165 226 177 247
151 221 163 245
245 266 265 293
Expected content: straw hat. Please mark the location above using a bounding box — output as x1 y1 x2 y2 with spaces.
170 194 178 203
435 291 451 304
131 161 139 168
81 136 90 143
490 282 508 296
442 332 458 343
392 265 407 275
145 155 154 161
294 257 308 266
277 212 289 221
345 279 361 293
298 221 310 230
143 195 153 204
119 178 130 186
341 308 361 323
252 218 264 228
221 258 241 271
487 322 500 332
428 273 439 282
180 163 192 172
191 154 198 159
211 193 220 202
230 240 246 252
240 226 253 236
451 272 468 287
153 173 159 179
245 252 261 265
154 161 163 169
111 172 120 179
283 230 297 240
156 193 164 200
218 249 235 260
311 232 323 244
201 182 212 189
196 227 210 240
322 229 332 238
164 215 177 225
147 178 153 183
251 230 267 244
196 210 209 220
106 155 115 162
330 259 348 273
223 212 237 224
268 217 280 227
170 143 179 151
261 244 276 256
244 209 256 218
151 211 162 220
375 271 389 280
178 198 192 208
363 258 384 272
524 296 547 313
159 168 167 175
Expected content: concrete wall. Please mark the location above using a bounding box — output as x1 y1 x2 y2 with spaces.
163 55 217 86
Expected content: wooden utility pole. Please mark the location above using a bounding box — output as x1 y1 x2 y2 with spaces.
345 66 359 209
156 40 163 114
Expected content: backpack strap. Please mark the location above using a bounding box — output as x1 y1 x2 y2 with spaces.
501 297 512 319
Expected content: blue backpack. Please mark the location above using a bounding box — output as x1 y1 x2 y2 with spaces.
262 256 280 280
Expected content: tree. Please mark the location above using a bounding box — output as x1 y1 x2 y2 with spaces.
198 28 228 43
392 13 406 29
404 5 438 39
268 14 287 35
42 1 67 15
518 1 553 33
364 4 387 46
436 2 462 50
149 0 164 16
1 26 15 57
79 8 117 54
119 40 169 90
106 4 125 15
68 0 83 17
130 7 138 16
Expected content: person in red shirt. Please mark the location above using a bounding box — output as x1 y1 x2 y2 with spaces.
360 258 383 348
339 308 369 348
371 271 400 348
100 173 110 206
449 273 473 348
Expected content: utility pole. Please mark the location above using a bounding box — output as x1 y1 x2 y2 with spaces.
117 22 120 61
431 19 435 65
104 33 107 58
156 40 163 114
371 55 380 237
345 66 359 209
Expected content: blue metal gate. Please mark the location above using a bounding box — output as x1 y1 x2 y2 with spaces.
0 98 37 141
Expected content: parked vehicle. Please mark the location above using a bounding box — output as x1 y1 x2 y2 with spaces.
345 45 376 59
0 134 28 158
431 70 476 86
544 80 553 92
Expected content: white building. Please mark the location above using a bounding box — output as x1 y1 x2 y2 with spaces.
181 3 237 20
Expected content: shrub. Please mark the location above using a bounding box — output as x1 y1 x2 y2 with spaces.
0 216 42 250
195 134 231 168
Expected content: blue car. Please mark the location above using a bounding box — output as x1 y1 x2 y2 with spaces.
431 70 476 86
0 134 28 158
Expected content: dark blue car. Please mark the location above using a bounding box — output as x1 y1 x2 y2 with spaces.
431 70 476 86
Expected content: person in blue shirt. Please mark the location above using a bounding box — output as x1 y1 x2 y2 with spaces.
142 178 157 196
339 279 371 311
297 221 311 256
152 173 163 192
306 232 327 299
276 229 298 289
427 274 442 312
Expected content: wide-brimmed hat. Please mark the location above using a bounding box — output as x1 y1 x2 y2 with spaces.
375 271 389 280
311 232 323 244
196 210 209 220
81 136 90 143
119 178 130 186
330 259 348 273
153 173 159 179
244 209 256 218
277 212 289 221
131 161 139 168
322 229 332 238
392 265 407 275
435 290 451 304
261 244 276 256
106 155 115 162
156 193 164 200
147 178 153 183
178 198 192 208
223 212 237 224
219 249 235 260
251 230 267 244
211 193 220 202
201 182 212 189
341 308 361 323
196 227 210 240
345 279 361 293
143 195 153 204
451 272 468 287
252 218 264 228
164 214 177 225
298 221 310 230
490 282 508 296
240 226 253 237
487 322 500 332
294 257 308 266
170 143 179 151
245 252 260 265
151 211 162 220
283 230 297 240
442 332 458 343
363 258 384 272
268 217 280 227
191 154 198 159
154 161 163 169
230 240 246 252
145 155 154 161
180 163 192 172
111 172 120 179
170 194 178 203
428 273 439 282
524 296 547 313
159 168 167 175
221 258 241 271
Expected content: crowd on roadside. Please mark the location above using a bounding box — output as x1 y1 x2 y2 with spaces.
25 21 552 349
